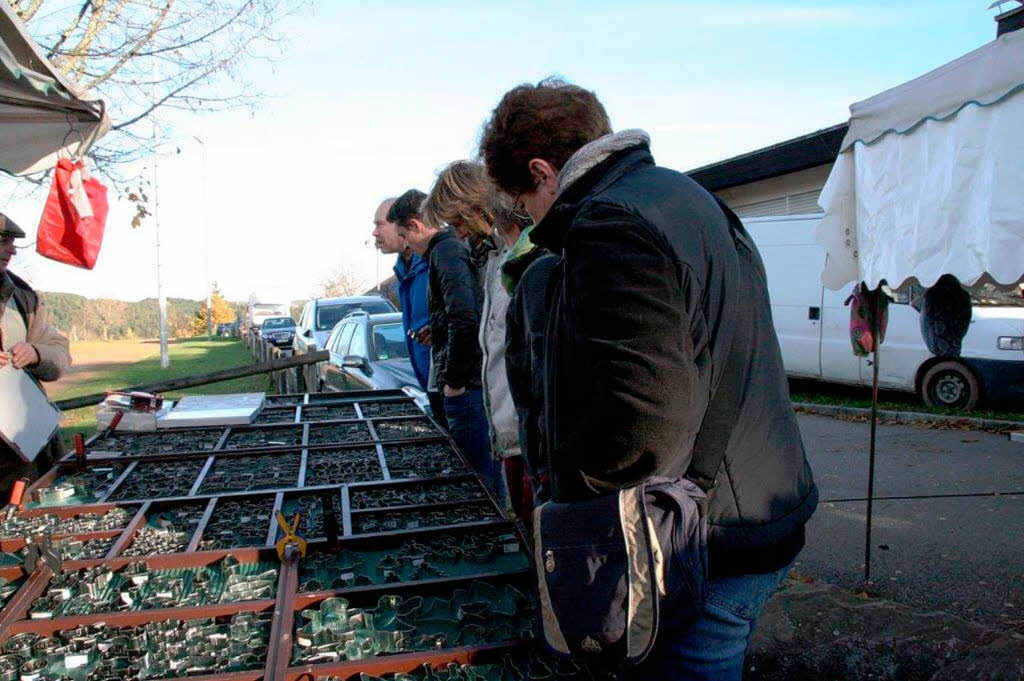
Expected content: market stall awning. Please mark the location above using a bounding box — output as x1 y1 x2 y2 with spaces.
817 27 1024 292
0 2 110 176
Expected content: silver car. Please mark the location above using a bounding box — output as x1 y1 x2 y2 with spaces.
294 295 396 387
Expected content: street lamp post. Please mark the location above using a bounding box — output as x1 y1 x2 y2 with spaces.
153 149 169 369
193 135 212 339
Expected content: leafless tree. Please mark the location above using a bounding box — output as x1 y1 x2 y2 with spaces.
316 265 367 299
8 0 301 183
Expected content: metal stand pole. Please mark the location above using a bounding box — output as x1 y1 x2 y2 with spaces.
863 333 880 587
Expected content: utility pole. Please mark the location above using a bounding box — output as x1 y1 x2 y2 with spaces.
194 135 212 339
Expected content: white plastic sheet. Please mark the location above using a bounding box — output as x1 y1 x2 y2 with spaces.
0 364 59 462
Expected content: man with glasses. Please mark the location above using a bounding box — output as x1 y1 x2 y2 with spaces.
0 212 71 498
479 79 817 680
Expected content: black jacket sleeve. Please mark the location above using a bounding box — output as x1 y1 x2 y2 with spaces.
560 202 710 493
506 253 559 498
436 240 482 390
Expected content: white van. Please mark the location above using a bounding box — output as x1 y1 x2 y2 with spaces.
745 214 1024 410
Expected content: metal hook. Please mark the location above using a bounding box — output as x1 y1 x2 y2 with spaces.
58 111 86 161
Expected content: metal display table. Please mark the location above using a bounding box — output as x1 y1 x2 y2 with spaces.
0 391 593 681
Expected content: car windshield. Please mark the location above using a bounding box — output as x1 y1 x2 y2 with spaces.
254 304 283 313
372 323 409 360
316 301 394 331
262 317 295 329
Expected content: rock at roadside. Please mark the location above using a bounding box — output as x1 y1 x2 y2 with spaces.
748 580 1024 681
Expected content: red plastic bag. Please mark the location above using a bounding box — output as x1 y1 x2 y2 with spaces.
36 158 109 269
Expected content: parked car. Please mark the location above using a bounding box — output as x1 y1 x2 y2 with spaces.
294 295 396 388
746 214 1024 410
259 316 296 348
318 312 424 401
216 322 238 337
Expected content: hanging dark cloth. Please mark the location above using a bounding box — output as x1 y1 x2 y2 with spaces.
919 274 972 357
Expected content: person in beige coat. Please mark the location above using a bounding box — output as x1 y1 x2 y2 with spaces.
0 212 71 498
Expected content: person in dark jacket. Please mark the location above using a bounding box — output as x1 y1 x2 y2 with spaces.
387 190 498 500
502 232 556 504
372 198 431 391
480 79 817 680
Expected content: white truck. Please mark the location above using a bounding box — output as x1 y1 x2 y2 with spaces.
247 294 290 330
746 214 1024 410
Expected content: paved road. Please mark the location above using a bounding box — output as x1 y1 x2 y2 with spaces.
794 414 1023 630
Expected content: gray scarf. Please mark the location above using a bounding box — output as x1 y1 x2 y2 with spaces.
556 129 651 197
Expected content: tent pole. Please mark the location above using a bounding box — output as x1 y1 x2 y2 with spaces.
864 337 880 588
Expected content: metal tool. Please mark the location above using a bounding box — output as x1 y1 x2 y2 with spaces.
23 536 61 573
275 511 307 561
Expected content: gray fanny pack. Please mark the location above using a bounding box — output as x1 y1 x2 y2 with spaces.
531 477 708 665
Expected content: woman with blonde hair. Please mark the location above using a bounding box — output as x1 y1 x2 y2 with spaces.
423 160 530 513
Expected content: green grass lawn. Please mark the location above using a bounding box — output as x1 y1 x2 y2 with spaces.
789 379 1024 423
55 338 271 443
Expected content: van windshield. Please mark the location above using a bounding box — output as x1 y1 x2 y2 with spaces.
969 282 1024 307
896 282 1024 308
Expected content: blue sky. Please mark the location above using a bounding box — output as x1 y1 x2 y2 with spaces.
0 1 1001 303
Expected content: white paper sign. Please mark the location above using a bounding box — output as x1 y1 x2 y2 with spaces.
0 364 60 462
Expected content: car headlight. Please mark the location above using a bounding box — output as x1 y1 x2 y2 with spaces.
997 336 1023 351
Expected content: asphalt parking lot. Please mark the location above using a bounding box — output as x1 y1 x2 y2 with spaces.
793 414 1024 630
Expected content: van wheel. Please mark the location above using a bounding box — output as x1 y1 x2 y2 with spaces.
921 361 980 411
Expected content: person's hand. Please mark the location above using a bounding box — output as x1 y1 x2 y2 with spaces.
9 343 39 369
443 385 466 398
414 326 432 347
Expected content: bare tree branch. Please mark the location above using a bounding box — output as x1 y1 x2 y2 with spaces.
8 0 304 209
14 0 45 21
134 0 252 57
46 0 91 58
83 0 174 90
111 54 229 130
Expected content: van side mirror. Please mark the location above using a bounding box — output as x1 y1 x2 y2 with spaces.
304 329 313 338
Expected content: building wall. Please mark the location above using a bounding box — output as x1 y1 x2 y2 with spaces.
716 163 833 217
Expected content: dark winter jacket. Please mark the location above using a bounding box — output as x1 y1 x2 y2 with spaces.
529 134 818 575
504 247 558 497
424 229 483 391
393 252 431 391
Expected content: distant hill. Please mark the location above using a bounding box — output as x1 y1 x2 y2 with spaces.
40 292 245 341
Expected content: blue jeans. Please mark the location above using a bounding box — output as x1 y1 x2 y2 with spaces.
628 562 792 681
443 388 508 508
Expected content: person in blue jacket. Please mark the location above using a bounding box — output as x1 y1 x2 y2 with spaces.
372 198 434 397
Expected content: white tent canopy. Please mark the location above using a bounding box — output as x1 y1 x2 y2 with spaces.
817 28 1024 292
0 3 109 176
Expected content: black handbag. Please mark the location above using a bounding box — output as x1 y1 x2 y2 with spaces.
532 477 708 665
